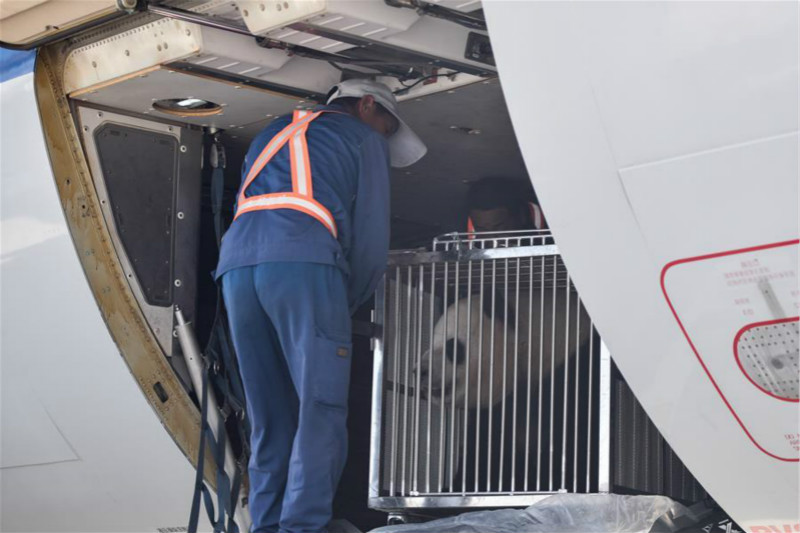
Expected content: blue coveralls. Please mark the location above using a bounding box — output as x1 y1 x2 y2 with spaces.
216 105 390 532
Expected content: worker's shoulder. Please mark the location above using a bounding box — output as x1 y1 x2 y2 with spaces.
252 107 378 151
314 107 375 139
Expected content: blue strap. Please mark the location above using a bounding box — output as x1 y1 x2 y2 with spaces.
188 363 238 533
227 459 243 533
188 138 247 533
188 368 215 533
211 142 226 248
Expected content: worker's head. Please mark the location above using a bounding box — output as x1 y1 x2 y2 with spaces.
331 95 399 138
466 178 535 232
326 78 426 167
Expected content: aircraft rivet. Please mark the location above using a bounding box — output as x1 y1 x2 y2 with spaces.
174 279 182 287
177 212 185 220
180 145 187 153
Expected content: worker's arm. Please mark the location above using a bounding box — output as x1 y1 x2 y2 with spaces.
346 132 391 314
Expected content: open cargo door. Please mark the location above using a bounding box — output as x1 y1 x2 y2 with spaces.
0 0 132 49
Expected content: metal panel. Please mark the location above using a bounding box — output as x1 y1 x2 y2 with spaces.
94 123 177 306
78 106 202 358
72 67 312 142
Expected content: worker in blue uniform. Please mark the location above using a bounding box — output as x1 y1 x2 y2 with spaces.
216 79 426 533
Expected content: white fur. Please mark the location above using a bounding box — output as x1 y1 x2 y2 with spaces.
417 289 591 409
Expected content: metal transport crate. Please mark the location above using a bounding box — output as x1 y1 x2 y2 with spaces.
368 230 705 519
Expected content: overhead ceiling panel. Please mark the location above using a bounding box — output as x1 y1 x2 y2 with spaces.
71 66 307 138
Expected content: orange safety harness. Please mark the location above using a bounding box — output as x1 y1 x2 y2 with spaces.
234 109 340 238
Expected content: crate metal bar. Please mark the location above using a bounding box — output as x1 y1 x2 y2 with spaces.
498 257 509 492
586 321 594 493
426 262 435 494
388 245 559 267
449 261 461 491
523 255 534 492
598 340 612 493
473 259 485 493
368 279 386 502
370 494 557 511
549 255 557 491
561 276 571 490
486 259 497 492
536 254 545 492
574 299 582 492
401 266 413 496
511 257 521 493
437 262 449 492
390 267 402 495
462 250 473 495
413 264 424 494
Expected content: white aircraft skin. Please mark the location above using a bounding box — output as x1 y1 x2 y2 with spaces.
484 2 799 530
0 56 209 532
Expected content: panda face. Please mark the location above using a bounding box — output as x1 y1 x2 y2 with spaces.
416 298 519 409
411 287 589 411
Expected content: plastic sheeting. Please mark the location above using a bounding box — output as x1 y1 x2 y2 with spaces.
369 494 690 533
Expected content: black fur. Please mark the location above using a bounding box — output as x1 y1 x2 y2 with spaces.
444 338 467 365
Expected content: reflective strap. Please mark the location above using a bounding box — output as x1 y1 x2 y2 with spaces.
290 110 313 197
236 192 338 238
237 111 323 207
234 109 340 237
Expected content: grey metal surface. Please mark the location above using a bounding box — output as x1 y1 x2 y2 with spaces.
146 3 253 36
610 364 707 501
369 494 556 511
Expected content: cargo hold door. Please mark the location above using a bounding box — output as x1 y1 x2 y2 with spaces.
0 0 130 49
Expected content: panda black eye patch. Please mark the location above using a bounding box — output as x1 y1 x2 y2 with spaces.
444 339 467 365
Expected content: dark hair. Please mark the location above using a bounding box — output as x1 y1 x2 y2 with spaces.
328 95 394 120
467 178 533 212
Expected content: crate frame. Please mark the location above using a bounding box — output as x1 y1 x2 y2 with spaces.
368 231 612 512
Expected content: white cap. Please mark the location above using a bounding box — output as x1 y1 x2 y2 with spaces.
326 78 427 168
